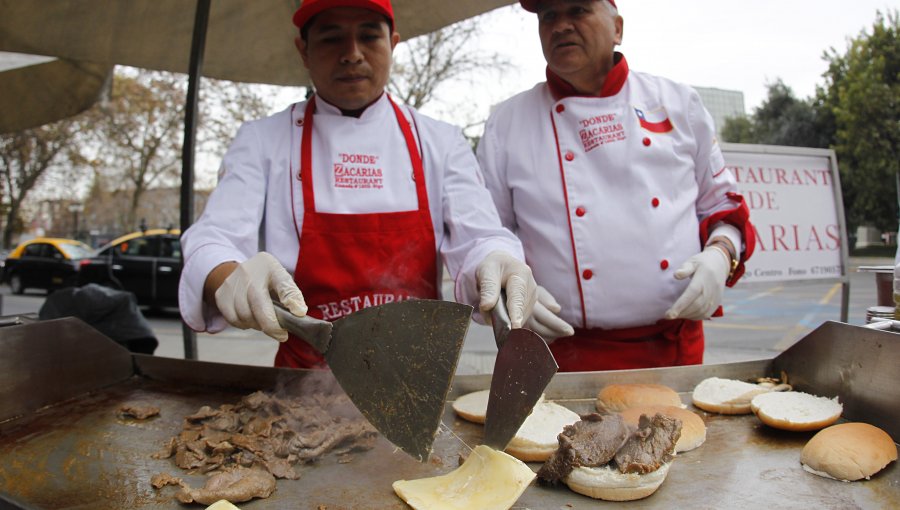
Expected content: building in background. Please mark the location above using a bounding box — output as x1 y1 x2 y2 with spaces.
693 86 746 137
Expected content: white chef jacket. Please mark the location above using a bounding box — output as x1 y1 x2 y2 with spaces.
477 60 743 330
180 94 523 333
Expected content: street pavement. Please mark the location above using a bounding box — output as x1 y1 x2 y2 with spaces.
0 257 892 374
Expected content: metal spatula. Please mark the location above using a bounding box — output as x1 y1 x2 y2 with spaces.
482 292 558 450
275 299 472 461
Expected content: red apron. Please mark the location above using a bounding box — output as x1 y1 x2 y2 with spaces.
274 95 439 368
548 319 704 371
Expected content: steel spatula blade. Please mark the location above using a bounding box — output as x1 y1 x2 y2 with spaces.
483 329 558 450
324 299 472 461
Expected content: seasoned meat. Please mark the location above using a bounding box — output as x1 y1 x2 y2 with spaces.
614 413 682 474
118 404 160 420
176 467 276 505
538 413 630 483
153 389 378 503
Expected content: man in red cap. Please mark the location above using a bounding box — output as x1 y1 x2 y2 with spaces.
179 0 539 368
477 0 756 371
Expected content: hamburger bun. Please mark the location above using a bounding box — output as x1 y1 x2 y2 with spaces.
451 390 490 424
800 422 898 481
618 405 707 452
505 401 581 462
596 384 683 413
750 391 842 431
205 502 242 510
393 445 535 509
565 462 672 501
453 390 546 425
691 377 770 414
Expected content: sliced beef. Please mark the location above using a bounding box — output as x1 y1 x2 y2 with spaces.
176 467 276 505
538 413 630 483
614 413 682 474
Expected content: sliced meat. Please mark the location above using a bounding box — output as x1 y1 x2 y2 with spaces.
118 404 160 420
176 467 276 505
538 413 630 483
150 472 184 489
614 413 682 474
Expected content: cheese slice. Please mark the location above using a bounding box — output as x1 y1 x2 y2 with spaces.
393 445 536 510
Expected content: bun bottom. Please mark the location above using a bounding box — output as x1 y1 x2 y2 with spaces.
564 462 671 501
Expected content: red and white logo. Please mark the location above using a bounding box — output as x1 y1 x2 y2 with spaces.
333 152 384 189
578 113 626 152
634 107 674 133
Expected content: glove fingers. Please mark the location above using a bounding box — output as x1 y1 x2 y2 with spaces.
504 274 532 328
673 260 698 280
536 286 561 313
476 260 501 315
531 302 575 337
247 288 288 342
272 271 308 316
665 281 701 320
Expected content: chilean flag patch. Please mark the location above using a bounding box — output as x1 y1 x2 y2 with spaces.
634 107 674 133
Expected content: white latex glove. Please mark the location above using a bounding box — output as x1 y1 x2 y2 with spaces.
214 252 308 342
664 246 730 320
525 285 575 343
475 251 538 329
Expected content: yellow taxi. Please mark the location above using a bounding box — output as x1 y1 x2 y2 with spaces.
1 237 94 294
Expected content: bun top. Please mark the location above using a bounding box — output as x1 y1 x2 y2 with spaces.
596 384 682 413
692 377 770 414
801 422 897 481
750 391 842 431
618 405 707 452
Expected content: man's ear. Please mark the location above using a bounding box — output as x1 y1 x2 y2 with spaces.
614 16 624 45
390 31 400 50
295 36 310 68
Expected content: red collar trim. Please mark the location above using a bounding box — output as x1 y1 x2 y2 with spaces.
546 52 629 100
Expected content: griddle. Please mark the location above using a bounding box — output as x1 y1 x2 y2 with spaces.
0 318 897 509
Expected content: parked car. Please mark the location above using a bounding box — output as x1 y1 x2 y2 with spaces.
78 229 182 309
1 238 94 294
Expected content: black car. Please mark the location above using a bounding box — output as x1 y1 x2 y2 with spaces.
77 229 182 308
1 238 94 294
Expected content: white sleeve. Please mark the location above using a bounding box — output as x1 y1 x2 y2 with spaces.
690 91 743 249
178 122 268 332
476 115 517 231
436 126 524 309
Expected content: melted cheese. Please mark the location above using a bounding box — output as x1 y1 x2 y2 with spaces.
392 445 536 510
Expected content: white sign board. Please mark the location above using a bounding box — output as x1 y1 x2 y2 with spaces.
722 144 846 284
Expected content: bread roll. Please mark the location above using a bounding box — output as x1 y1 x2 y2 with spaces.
691 377 769 414
618 405 707 452
750 391 842 431
205 501 241 510
596 384 683 413
801 422 898 481
505 401 581 462
393 445 535 510
565 462 672 501
451 390 490 424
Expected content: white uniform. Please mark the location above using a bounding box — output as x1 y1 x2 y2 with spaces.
181 94 523 332
477 63 742 331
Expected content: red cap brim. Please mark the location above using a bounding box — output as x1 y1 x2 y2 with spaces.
293 0 394 30
519 0 616 13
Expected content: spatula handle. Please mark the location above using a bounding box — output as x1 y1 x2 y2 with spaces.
490 290 512 350
273 302 333 354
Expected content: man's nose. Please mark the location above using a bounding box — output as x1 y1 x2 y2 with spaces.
549 15 575 35
339 39 364 64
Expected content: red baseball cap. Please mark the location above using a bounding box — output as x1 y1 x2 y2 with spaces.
519 0 616 12
292 0 395 31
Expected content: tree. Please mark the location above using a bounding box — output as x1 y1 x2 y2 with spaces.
0 119 80 248
819 10 900 234
721 80 830 148
388 17 510 139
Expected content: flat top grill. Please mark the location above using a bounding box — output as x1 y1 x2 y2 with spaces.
1 318 898 509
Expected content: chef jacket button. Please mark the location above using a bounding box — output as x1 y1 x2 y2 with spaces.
565 151 575 161
652 197 660 208
556 104 566 113
583 269 593 280
296 118 303 126
660 259 669 270
575 206 586 217
642 137 651 146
